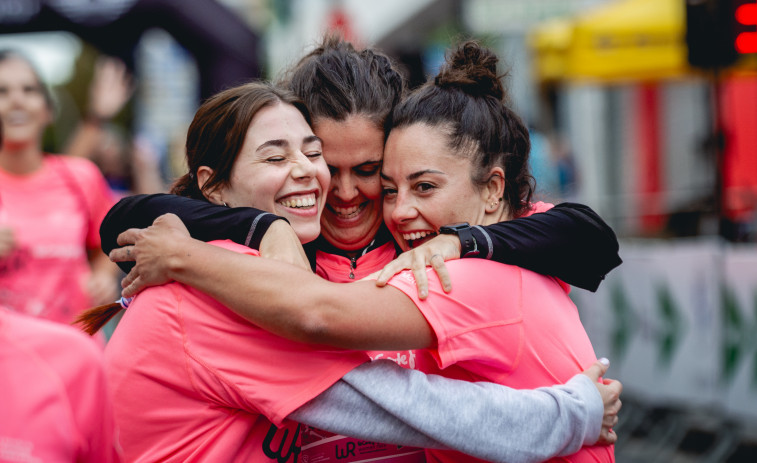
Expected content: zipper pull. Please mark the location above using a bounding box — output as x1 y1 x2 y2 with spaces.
349 256 357 279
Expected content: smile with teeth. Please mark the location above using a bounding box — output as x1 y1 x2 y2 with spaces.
402 231 437 242
329 203 365 219
6 111 30 125
278 193 317 208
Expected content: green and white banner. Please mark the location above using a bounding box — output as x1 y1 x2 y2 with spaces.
571 239 757 424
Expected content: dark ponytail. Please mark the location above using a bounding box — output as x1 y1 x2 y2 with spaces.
391 40 534 217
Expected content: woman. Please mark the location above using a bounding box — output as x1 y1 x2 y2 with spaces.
85 80 619 462
0 50 119 327
113 42 617 462
100 36 621 299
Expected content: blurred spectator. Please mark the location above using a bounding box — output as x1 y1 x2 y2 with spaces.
0 49 120 329
66 56 165 196
529 126 560 201
0 307 123 462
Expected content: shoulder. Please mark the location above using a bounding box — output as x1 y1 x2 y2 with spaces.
521 201 555 217
209 239 261 256
46 155 108 188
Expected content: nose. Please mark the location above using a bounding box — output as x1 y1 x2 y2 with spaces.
291 152 316 180
330 171 358 202
389 190 417 226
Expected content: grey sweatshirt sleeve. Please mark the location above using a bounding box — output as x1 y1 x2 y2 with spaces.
289 360 603 463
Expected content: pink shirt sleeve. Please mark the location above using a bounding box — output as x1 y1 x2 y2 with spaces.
153 241 370 426
386 260 526 379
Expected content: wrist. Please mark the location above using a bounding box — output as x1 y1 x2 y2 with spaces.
439 222 479 258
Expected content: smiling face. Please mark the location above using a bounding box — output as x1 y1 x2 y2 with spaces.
315 115 385 251
205 102 330 244
382 123 504 252
0 56 51 150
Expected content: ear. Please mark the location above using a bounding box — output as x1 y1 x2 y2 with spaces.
482 167 505 213
197 166 225 205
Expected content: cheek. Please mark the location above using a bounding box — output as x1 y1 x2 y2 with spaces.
357 177 383 200
382 201 395 227
315 164 331 192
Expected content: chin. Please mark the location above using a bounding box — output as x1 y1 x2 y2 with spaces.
293 225 321 244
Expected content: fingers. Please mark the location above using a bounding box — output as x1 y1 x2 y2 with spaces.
116 228 142 247
109 245 135 263
430 254 452 293
411 255 429 300
375 259 403 287
582 357 610 382
121 268 138 290
597 428 617 446
122 274 142 299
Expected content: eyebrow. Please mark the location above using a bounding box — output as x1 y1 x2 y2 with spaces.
380 169 445 182
256 135 322 152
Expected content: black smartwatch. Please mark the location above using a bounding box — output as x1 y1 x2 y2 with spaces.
439 222 479 258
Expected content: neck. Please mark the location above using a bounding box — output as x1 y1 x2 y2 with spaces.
0 144 45 175
481 207 511 227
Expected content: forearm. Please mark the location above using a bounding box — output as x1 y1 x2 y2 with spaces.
292 360 602 463
471 202 621 291
100 194 281 265
165 238 431 350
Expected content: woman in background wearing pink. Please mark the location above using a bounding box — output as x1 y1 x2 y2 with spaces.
0 50 119 326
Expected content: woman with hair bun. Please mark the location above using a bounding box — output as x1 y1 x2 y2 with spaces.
112 41 617 462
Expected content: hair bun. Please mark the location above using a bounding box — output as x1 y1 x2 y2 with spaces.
434 41 504 101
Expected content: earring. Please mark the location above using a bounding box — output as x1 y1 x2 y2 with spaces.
222 202 229 207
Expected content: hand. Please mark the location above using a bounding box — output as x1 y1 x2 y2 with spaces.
374 234 461 299
109 213 191 297
582 358 622 445
259 219 310 271
88 56 134 122
0 226 16 259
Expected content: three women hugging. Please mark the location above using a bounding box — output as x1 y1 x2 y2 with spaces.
78 36 622 463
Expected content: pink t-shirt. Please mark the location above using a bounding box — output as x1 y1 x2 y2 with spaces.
307 243 428 463
104 240 369 462
387 259 614 463
0 308 122 462
0 155 115 324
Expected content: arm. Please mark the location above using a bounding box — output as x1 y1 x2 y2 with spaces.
66 57 134 160
375 202 621 297
292 359 619 463
115 214 431 350
86 251 121 306
100 194 283 272
473 202 622 291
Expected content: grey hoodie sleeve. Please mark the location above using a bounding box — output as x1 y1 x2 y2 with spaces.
289 360 603 463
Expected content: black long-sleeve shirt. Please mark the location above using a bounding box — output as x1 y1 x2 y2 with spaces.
100 194 621 292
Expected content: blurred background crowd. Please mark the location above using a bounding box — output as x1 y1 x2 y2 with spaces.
1 0 756 461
